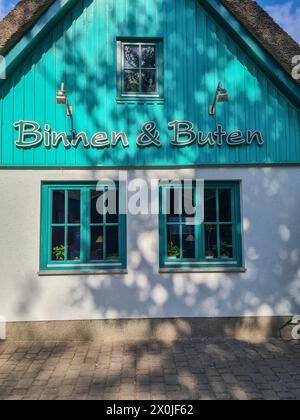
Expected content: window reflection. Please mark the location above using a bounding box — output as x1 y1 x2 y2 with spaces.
90 190 104 224
204 190 216 222
182 225 195 259
220 225 233 258
90 226 104 261
123 43 158 94
167 225 180 259
141 46 156 68
67 227 80 261
68 190 80 224
219 189 232 222
52 191 65 224
205 225 218 259
124 45 139 68
51 227 65 261
106 226 119 260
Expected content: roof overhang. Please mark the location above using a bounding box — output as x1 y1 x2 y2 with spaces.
202 0 300 108
1 0 300 108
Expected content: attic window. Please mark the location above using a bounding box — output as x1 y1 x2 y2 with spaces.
117 39 164 100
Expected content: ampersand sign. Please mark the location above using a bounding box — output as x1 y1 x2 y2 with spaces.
136 121 161 148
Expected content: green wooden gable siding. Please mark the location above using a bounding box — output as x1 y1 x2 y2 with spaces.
0 0 299 167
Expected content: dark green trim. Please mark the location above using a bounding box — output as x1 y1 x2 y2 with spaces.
159 267 246 273
38 269 128 276
40 181 127 272
159 181 243 270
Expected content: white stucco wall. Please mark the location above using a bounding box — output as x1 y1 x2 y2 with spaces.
0 167 299 322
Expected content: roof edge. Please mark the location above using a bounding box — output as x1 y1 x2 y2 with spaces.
0 0 56 56
0 0 300 107
220 0 300 85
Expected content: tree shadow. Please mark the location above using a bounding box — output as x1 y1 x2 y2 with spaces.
0 1 299 401
0 335 299 400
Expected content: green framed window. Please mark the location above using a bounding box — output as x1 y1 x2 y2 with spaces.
40 182 127 272
117 38 164 99
159 181 243 270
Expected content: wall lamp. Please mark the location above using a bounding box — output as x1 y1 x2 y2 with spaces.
209 82 228 116
56 83 73 117
56 83 76 139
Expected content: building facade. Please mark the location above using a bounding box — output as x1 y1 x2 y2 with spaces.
0 0 300 340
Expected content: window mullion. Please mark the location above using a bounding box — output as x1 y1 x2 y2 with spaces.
64 190 68 261
232 187 237 260
179 186 183 259
103 188 107 261
156 43 159 95
81 187 88 263
48 188 53 264
121 43 124 95
196 185 202 260
139 44 142 93
216 189 221 259
162 187 168 262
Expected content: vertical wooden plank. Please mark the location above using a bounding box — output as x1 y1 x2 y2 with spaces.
22 56 35 166
33 46 46 166
12 69 25 165
44 32 57 167
0 0 299 167
2 77 14 166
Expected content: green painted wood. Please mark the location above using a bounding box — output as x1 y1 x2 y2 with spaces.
159 181 243 269
0 0 300 167
40 182 127 271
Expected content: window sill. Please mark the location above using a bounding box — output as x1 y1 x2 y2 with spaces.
116 96 165 105
159 267 247 274
38 269 128 276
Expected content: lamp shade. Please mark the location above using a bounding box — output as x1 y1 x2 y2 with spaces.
56 91 66 105
96 236 104 243
56 83 67 105
216 88 228 103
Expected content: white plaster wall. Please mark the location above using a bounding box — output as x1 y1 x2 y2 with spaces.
0 167 299 322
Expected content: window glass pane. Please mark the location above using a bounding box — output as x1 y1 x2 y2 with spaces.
220 225 233 258
67 227 81 261
106 226 119 260
166 188 180 223
182 225 195 259
52 190 65 224
204 190 217 222
167 225 180 259
51 227 65 261
106 190 119 224
124 70 140 92
182 188 195 221
219 189 232 222
90 190 104 224
124 45 140 68
68 190 81 224
205 225 218 259
141 70 156 92
90 226 104 260
141 46 156 68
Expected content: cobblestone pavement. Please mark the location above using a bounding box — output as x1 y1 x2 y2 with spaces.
0 338 299 400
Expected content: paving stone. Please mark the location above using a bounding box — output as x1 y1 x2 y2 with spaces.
0 338 299 400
